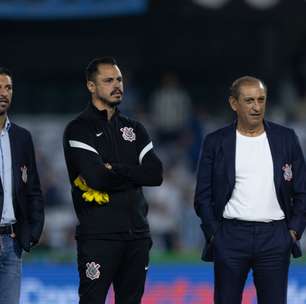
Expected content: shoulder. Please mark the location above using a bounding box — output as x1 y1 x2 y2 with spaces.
265 120 296 137
10 122 32 139
63 115 90 137
204 123 234 142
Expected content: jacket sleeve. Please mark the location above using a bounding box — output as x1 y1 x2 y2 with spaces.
287 130 306 239
111 122 163 187
63 120 132 192
194 134 219 242
25 132 44 245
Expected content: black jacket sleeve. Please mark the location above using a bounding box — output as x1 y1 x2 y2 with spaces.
112 122 163 186
287 130 306 239
25 131 45 244
194 134 219 242
63 120 132 192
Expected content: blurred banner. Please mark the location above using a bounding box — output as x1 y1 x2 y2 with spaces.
0 0 148 19
192 0 280 9
21 263 306 304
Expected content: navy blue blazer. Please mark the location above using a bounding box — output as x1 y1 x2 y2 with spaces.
0 123 44 252
194 120 306 261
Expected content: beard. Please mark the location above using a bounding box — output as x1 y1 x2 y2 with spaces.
97 92 122 108
103 98 122 108
0 99 10 115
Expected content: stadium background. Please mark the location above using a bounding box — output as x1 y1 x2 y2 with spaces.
1 0 306 303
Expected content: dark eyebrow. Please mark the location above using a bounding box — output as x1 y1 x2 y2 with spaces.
244 96 255 100
102 77 114 81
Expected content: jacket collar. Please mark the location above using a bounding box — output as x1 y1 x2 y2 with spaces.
83 102 120 122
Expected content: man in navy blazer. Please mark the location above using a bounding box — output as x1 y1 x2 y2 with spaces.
0 67 44 304
194 76 306 304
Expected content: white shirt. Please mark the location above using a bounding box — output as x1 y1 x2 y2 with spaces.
0 118 16 225
223 131 285 222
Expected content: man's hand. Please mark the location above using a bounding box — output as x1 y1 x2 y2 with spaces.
289 229 297 242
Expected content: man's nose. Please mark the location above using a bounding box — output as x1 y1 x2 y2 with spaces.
0 88 8 97
252 101 261 111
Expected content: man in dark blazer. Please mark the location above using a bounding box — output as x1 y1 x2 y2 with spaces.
0 67 44 304
194 76 306 304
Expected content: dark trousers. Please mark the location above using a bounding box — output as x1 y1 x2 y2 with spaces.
213 219 292 304
77 238 152 304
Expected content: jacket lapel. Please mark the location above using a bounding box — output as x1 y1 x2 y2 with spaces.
264 121 282 193
8 124 18 209
222 122 236 192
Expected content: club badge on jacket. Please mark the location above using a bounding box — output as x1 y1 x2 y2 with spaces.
21 165 28 184
282 164 292 181
120 127 136 142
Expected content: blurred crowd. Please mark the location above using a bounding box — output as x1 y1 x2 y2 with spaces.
12 66 306 255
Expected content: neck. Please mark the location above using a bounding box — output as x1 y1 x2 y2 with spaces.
0 114 7 130
92 99 115 120
236 122 264 137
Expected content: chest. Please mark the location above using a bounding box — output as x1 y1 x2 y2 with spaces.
235 137 274 176
92 121 138 164
0 134 12 180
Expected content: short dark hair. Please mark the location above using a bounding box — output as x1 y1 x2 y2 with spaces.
85 57 118 82
0 67 12 80
230 76 267 99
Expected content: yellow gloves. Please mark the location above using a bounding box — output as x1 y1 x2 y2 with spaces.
74 176 109 205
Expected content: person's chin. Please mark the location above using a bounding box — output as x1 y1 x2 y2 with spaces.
249 115 263 122
0 105 9 115
108 100 122 108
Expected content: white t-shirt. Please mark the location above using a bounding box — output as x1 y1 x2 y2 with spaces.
223 131 285 222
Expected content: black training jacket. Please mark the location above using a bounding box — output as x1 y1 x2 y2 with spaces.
63 103 163 239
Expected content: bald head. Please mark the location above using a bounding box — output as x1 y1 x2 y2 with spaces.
230 76 267 100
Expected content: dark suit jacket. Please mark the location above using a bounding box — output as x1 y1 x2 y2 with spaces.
0 123 44 252
194 120 306 261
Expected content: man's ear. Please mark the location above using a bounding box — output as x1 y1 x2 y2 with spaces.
87 81 95 93
229 96 237 112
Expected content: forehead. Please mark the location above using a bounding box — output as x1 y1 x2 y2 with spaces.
96 64 122 78
0 74 12 85
239 82 266 97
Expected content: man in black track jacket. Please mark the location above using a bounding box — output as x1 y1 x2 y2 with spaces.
63 57 163 304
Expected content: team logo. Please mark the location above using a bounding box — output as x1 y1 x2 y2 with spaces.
85 262 101 280
282 164 292 181
120 127 136 142
20 165 28 183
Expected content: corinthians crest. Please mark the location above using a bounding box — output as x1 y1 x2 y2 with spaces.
282 164 293 181
120 127 136 142
85 262 101 280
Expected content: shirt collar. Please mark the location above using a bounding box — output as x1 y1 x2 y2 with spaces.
5 117 11 131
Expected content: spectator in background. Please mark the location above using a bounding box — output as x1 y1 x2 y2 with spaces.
146 166 183 252
150 72 192 144
0 67 44 304
293 34 306 104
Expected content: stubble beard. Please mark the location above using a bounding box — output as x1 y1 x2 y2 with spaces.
99 96 122 108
